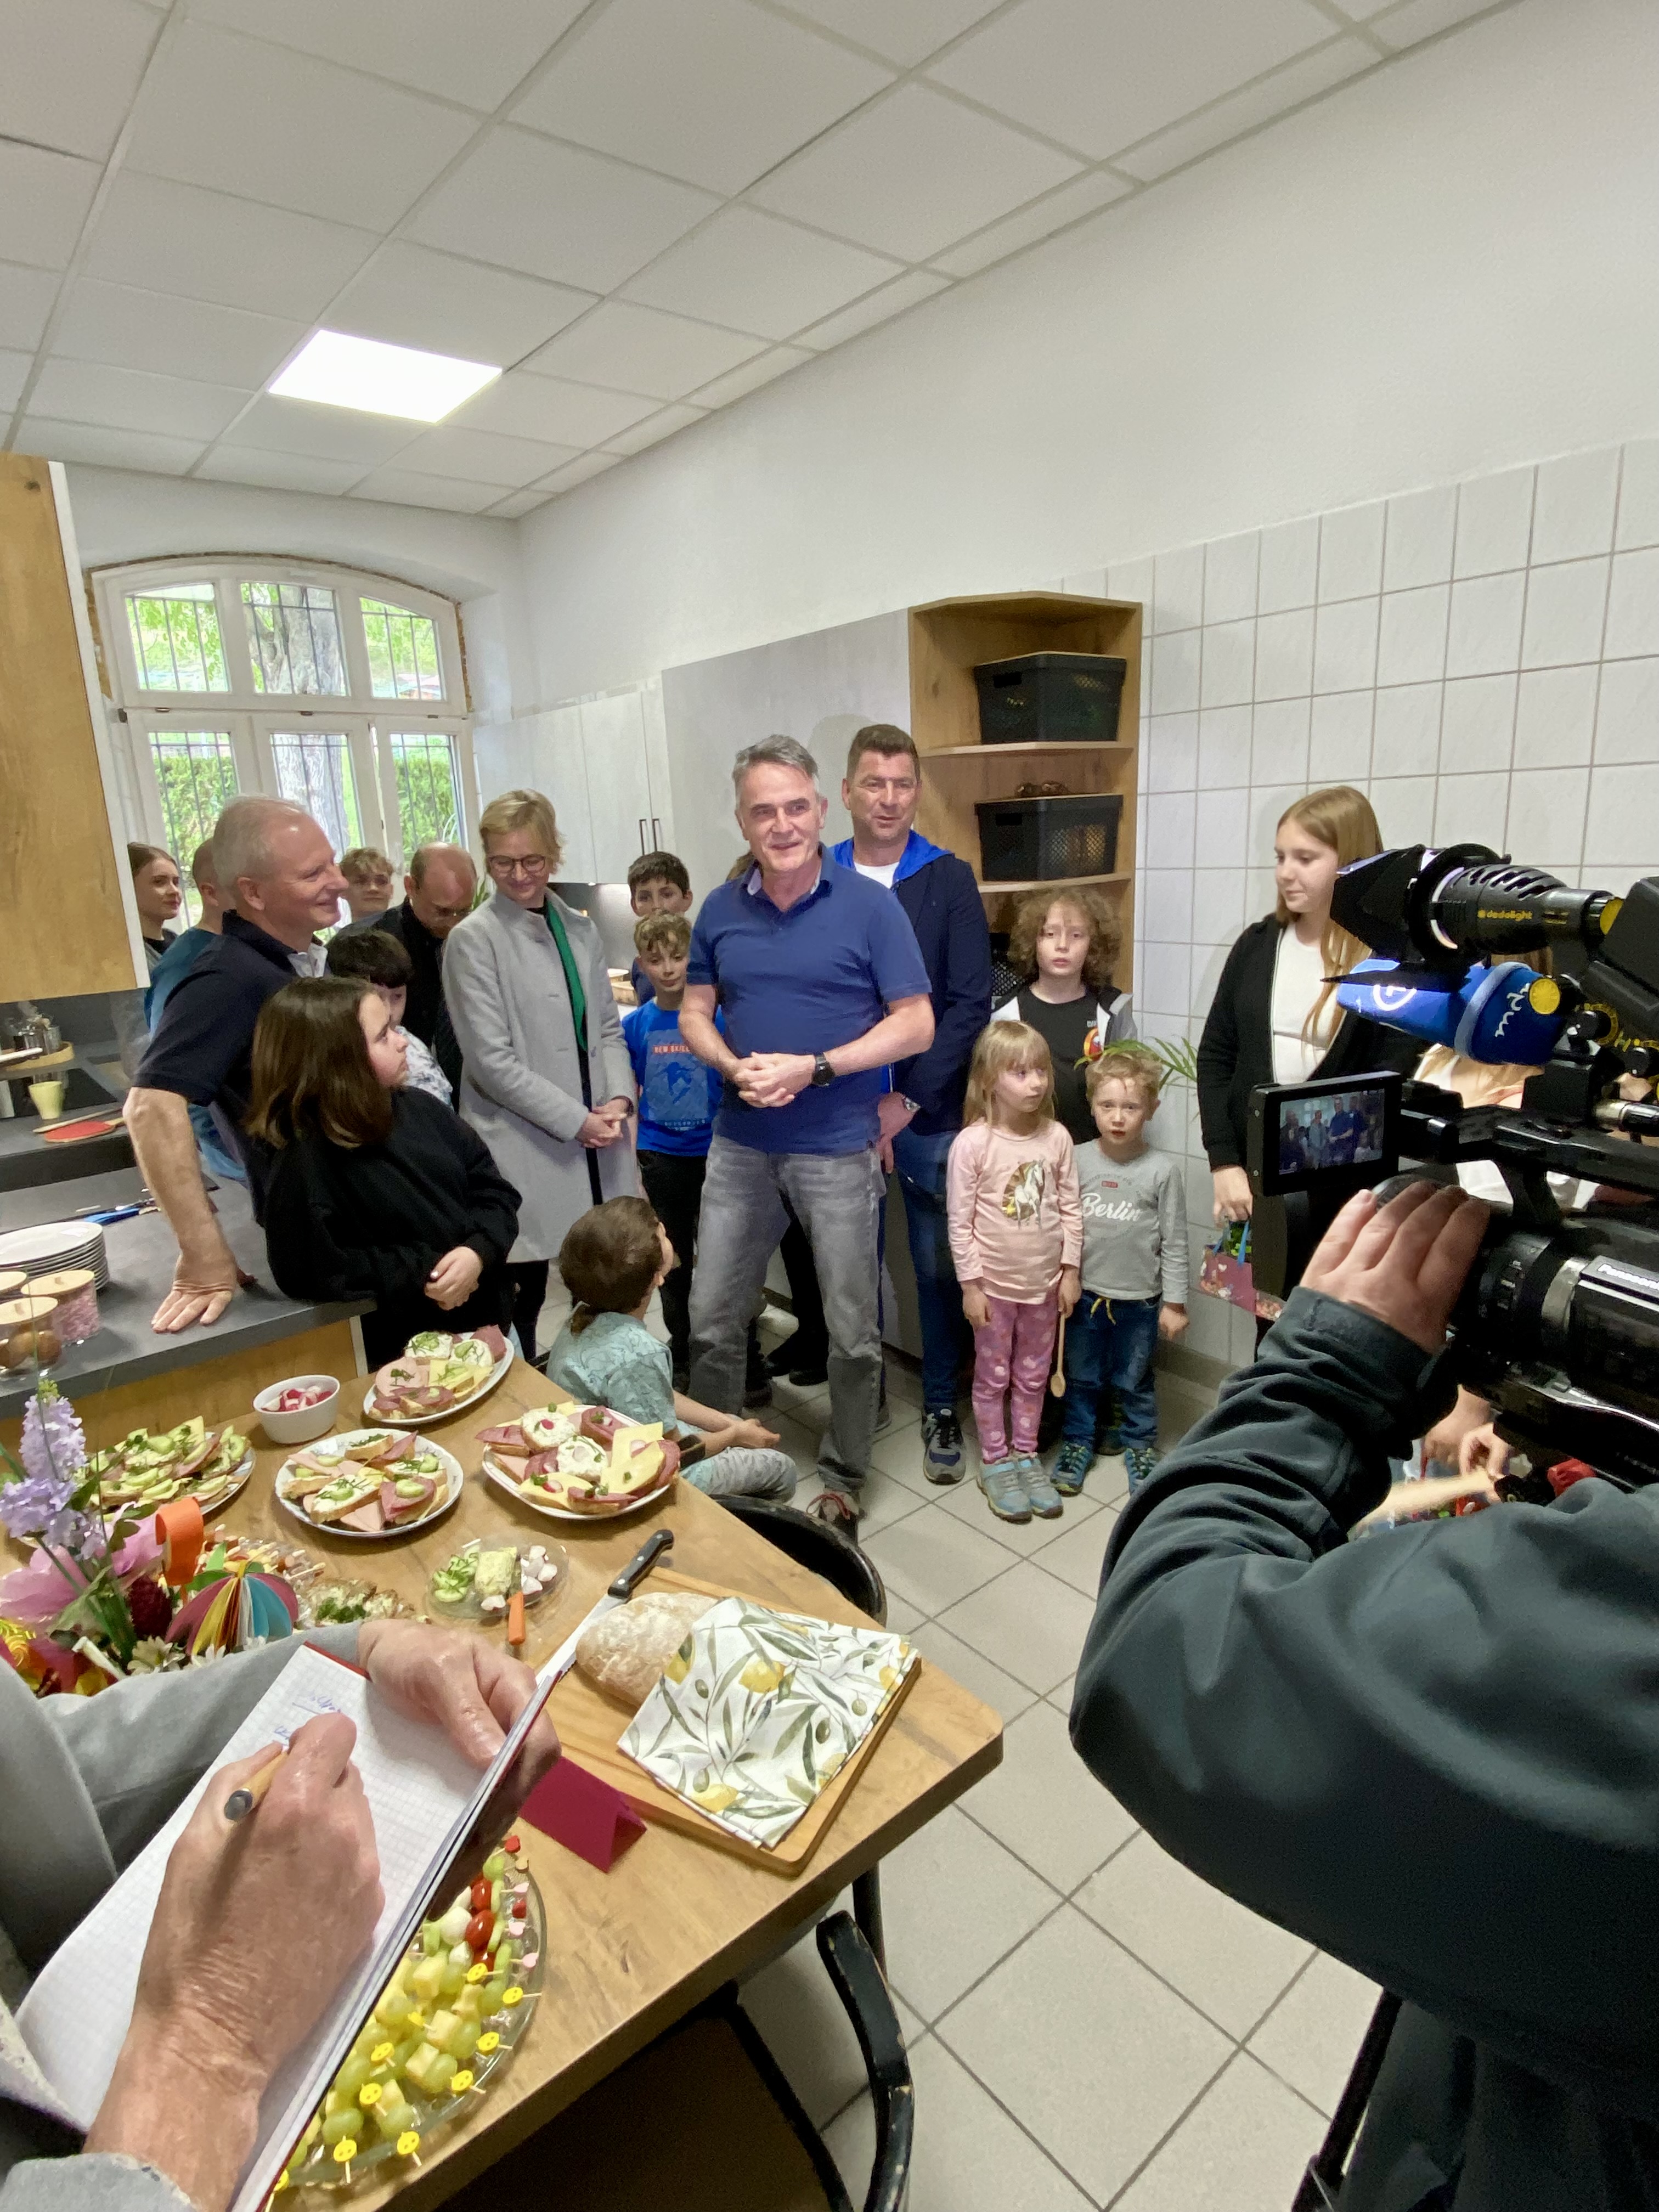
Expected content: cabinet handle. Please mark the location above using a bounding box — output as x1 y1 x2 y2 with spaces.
651 816 662 848
638 817 648 854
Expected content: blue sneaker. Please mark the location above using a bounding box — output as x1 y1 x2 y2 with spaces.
1052 1441 1093 1496
1123 1445 1160 1493
921 1409 966 1485
977 1455 1031 1522
1020 1454 1064 1519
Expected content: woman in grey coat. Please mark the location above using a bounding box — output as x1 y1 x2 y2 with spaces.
442 789 636 1358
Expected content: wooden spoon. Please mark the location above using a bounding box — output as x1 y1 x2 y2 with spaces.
1049 1312 1066 1398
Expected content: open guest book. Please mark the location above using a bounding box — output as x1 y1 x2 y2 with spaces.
19 1643 551 2212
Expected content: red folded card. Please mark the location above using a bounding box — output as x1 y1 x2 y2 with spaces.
521 1756 646 1872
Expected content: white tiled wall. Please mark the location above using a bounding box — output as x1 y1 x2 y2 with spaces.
1066 437 1659 1373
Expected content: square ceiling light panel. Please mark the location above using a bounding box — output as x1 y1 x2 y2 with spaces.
0 0 162 163
186 0 589 114
270 331 501 422
408 127 718 294
82 172 378 324
510 0 893 196
328 243 596 367
928 0 1334 162
749 82 1082 264
123 20 476 230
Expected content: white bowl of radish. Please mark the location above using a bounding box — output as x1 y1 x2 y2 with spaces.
254 1373 341 1445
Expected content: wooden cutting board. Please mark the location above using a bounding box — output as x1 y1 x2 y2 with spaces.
546 1567 921 1874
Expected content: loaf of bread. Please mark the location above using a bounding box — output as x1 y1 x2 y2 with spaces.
575 1590 716 1708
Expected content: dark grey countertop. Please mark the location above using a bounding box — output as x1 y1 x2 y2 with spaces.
0 1166 369 1418
0 1092 134 1193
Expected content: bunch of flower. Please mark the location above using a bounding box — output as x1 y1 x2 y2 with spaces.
0 1381 148 1679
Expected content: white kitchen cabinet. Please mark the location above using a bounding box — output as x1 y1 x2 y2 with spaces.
579 689 666 882
524 704 596 882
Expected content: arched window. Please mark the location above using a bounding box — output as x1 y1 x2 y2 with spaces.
92 556 479 915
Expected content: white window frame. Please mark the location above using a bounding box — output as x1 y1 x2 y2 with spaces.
93 556 478 871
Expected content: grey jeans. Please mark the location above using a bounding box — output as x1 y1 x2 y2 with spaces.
686 1446 797 1501
689 1136 885 1498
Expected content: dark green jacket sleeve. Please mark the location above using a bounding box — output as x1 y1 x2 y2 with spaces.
1071 1286 1659 2125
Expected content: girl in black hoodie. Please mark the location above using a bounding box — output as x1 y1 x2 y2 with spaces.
248 977 520 1366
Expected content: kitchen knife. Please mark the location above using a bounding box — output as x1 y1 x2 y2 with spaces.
535 1524 675 1689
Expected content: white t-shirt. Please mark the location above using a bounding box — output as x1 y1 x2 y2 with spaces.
1271 926 1337 1083
853 858 900 889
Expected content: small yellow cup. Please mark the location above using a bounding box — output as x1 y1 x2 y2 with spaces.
29 1080 66 1121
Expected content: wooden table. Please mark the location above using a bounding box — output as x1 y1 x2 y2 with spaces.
20 1358 1003 2207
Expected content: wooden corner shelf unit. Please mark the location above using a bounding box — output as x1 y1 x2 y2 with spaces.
906 590 1143 983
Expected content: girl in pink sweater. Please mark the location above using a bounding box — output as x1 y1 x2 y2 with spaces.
947 1020 1081 1525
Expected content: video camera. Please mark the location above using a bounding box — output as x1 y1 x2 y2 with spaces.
1246 844 1659 1486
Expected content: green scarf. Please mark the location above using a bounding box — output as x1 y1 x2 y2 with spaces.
543 900 587 1052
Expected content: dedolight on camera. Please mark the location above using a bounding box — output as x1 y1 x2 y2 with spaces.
1245 844 1659 1487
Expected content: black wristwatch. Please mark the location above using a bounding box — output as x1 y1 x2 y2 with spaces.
810 1052 835 1088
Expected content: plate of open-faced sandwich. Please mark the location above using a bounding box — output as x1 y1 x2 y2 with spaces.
362 1325 512 1426
86 1418 253 1523
274 1428 464 1539
477 1402 680 1521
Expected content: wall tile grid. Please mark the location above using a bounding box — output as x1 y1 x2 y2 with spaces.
1068 439 1659 1373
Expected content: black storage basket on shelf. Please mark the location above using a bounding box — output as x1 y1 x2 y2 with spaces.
973 652 1127 746
975 793 1122 883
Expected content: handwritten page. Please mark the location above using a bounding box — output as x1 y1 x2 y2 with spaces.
19 1645 482 2147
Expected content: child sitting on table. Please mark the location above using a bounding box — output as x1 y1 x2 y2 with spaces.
1055 1045 1188 1499
546 1197 796 1501
248 976 519 1366
325 928 452 1105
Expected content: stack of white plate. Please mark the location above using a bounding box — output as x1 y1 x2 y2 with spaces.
0 1220 109 1290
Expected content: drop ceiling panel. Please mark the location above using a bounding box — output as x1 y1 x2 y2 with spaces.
328 244 595 366
82 173 378 321
350 466 507 514
623 206 903 341
53 279 305 388
123 21 478 229
1113 36 1373 182
524 301 764 400
792 266 952 348
0 142 101 272
185 0 588 113
484 487 554 519
408 127 719 292
533 451 622 494
929 169 1130 275
31 357 251 438
0 262 61 351
1369 0 1502 50
749 82 1082 263
458 370 659 448
0 0 160 161
194 444 369 494
690 344 813 408
393 422 583 486
929 0 1334 161
602 402 707 456
0 349 30 412
230 392 421 466
18 416 207 473
768 0 1003 69
511 0 894 196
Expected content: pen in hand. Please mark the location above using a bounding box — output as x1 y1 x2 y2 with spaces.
223 1746 287 1823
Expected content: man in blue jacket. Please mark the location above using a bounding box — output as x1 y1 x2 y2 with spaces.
829 724 992 1483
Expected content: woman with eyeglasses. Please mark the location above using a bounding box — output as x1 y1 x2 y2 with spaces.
441 789 636 1358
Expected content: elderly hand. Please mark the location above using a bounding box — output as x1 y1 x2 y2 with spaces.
88 1713 382 2212
357 1617 561 1793
1301 1182 1489 1353
876 1088 916 1171
732 1052 814 1108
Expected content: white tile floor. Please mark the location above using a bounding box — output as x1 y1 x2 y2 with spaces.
733 1317 1384 2212
533 1290 1381 2208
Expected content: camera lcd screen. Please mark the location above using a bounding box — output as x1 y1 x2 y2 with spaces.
1249 1073 1402 1197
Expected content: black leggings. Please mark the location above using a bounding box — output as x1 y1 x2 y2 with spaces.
506 1261 551 1359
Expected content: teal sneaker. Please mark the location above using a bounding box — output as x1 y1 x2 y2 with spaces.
1052 1441 1093 1496
1020 1454 1064 1519
978 1455 1031 1522
1123 1444 1161 1493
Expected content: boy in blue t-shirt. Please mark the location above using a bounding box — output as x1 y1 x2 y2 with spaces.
623 912 724 1386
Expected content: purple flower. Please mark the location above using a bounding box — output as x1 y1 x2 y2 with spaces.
0 1468 77 1545
19 1383 87 1487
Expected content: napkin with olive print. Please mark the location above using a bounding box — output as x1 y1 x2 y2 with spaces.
619 1596 917 1848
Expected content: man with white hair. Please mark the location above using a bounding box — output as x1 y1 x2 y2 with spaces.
679 737 934 1527
125 797 347 1333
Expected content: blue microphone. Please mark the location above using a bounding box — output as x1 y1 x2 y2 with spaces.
1337 957 1565 1065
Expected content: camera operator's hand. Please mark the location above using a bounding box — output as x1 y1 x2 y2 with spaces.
1301 1181 1488 1353
1459 1419 1511 1484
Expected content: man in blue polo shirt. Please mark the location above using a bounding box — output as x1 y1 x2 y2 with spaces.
125 796 347 1334
679 736 934 1528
